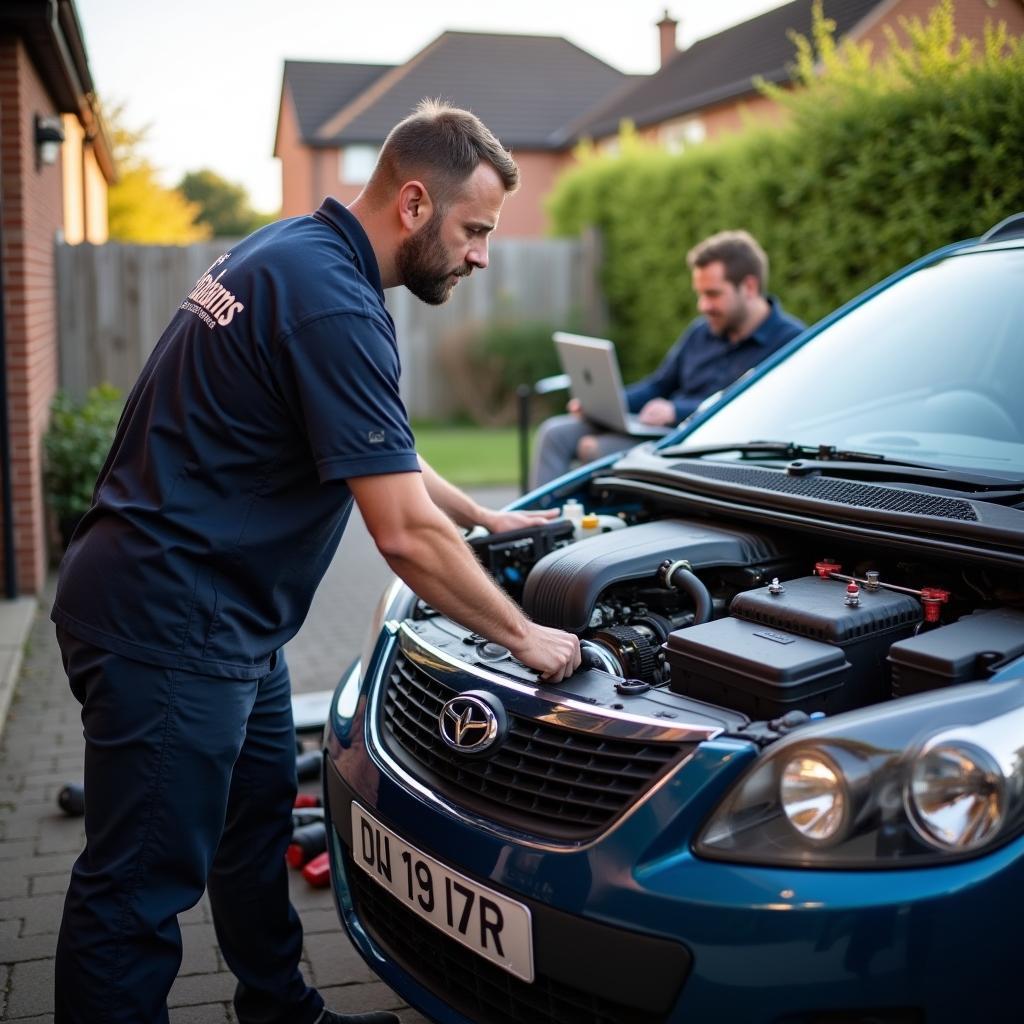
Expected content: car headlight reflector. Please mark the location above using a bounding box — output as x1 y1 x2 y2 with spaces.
780 754 848 844
905 738 1005 851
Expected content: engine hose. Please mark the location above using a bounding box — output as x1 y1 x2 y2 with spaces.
659 560 713 624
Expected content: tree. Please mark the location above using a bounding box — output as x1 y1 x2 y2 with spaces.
178 169 275 238
104 103 210 244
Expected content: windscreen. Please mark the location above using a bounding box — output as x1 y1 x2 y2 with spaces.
682 247 1024 476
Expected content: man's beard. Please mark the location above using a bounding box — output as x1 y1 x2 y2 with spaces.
713 297 749 339
396 211 469 305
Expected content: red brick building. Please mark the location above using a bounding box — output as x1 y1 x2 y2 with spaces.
0 0 114 598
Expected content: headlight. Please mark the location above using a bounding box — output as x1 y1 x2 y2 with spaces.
906 735 1005 851
780 753 849 845
696 678 1024 868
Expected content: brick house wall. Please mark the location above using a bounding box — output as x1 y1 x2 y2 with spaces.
60 113 107 245
499 151 575 237
0 36 64 594
276 83 319 219
277 85 579 235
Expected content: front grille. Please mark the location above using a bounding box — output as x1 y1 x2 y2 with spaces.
670 463 979 521
381 651 690 840
349 855 664 1024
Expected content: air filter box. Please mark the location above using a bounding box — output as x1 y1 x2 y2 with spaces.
888 608 1024 696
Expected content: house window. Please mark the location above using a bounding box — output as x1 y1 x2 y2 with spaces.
660 117 707 153
340 145 378 185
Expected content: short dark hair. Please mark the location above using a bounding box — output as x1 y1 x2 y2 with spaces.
369 98 519 208
687 230 768 292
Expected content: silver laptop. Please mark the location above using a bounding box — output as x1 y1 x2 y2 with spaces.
553 331 672 437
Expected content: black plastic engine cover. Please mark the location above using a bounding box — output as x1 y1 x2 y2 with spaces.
522 519 784 632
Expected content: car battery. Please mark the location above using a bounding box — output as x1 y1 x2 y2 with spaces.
888 608 1024 696
665 616 849 719
666 576 922 716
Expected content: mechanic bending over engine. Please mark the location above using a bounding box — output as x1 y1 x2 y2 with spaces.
49 100 581 1024
531 229 806 487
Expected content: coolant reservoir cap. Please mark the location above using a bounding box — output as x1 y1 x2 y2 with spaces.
581 514 599 528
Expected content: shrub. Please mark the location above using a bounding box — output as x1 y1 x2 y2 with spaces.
439 318 569 426
547 1 1024 381
44 384 123 530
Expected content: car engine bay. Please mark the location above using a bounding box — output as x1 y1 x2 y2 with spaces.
437 486 1024 740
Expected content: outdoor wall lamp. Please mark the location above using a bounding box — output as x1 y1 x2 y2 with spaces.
34 114 65 169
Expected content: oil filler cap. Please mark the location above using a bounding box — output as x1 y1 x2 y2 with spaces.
478 642 511 662
615 679 650 696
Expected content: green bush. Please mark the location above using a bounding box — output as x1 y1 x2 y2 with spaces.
547 1 1024 381
439 318 570 426
472 319 563 396
44 384 123 524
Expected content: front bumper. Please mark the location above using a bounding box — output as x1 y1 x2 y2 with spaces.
324 629 1024 1024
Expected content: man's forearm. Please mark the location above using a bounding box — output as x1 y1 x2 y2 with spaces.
381 504 529 646
418 455 493 529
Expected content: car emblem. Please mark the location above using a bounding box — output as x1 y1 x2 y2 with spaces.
438 692 506 755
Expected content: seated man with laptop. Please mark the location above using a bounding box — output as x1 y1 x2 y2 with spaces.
530 230 805 488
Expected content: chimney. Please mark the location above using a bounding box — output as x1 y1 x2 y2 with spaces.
657 10 679 68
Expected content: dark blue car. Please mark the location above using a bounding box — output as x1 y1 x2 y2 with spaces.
323 215 1024 1024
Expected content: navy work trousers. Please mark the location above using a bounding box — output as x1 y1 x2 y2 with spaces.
54 628 323 1024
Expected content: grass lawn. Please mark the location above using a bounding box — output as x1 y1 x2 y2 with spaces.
412 423 523 487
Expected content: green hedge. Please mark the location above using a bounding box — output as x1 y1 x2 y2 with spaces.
548 2 1024 380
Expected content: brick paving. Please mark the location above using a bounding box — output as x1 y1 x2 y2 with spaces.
0 488 514 1022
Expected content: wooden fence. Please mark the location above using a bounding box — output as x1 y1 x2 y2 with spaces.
56 233 604 419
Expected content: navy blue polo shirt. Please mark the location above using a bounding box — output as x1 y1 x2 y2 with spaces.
52 199 419 680
624 298 805 423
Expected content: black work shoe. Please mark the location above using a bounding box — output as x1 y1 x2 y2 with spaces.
314 1010 401 1024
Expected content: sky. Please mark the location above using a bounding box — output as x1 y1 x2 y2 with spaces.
74 0 791 212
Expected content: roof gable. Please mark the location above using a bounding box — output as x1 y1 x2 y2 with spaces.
575 0 886 139
309 31 630 150
281 59 395 143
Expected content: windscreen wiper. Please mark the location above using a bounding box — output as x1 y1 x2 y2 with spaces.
660 441 1024 493
660 440 900 462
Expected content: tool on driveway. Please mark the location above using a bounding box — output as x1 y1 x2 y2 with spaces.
295 750 321 781
57 782 85 817
291 806 325 830
302 851 331 888
287 821 327 868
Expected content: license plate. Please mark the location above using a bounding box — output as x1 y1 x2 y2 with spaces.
350 803 534 982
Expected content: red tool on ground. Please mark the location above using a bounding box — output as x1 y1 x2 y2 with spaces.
302 851 331 887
